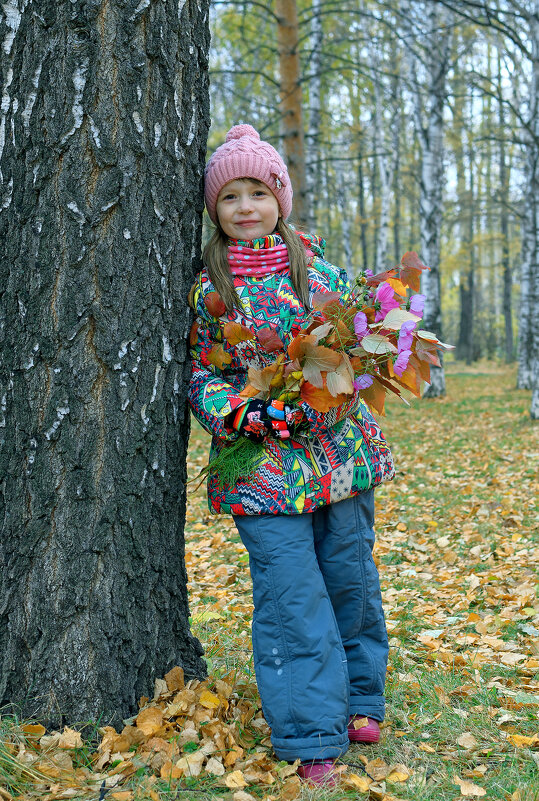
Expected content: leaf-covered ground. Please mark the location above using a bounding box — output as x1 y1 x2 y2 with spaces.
1 364 538 800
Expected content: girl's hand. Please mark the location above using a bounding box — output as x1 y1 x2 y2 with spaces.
267 401 307 439
227 400 307 442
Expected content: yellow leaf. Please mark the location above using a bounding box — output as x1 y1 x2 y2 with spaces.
454 776 487 796
199 689 220 709
135 706 163 737
225 769 248 789
232 793 257 801
507 733 539 748
351 716 369 730
110 793 134 801
224 746 244 766
342 772 372 791
387 764 411 782
22 724 46 739
418 743 436 753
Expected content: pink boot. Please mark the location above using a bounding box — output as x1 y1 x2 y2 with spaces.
297 759 339 786
348 716 381 743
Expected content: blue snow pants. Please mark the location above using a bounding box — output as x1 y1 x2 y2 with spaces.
233 490 388 762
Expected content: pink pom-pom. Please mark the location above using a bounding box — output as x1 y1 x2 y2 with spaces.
225 124 260 142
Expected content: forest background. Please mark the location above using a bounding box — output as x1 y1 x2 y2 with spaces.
207 0 539 410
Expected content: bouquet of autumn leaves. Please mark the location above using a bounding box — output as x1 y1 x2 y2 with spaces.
195 252 453 487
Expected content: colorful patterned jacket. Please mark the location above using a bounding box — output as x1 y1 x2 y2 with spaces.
188 234 395 515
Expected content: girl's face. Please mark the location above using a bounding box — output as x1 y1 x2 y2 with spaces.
216 178 280 240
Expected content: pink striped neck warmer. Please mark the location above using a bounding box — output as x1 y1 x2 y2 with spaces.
227 234 290 277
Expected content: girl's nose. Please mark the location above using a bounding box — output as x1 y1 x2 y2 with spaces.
237 194 254 213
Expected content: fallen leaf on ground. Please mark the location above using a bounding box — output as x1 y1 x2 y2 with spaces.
225 769 248 789
454 776 487 796
457 732 478 749
135 707 163 737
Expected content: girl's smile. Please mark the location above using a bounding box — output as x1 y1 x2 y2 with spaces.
216 178 280 240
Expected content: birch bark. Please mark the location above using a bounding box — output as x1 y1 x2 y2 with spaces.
402 0 451 397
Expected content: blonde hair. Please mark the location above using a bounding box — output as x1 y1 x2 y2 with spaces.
202 182 310 312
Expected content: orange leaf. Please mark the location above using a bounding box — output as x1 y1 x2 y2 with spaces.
207 344 232 370
22 724 46 739
164 666 184 692
393 361 421 397
400 251 429 292
408 353 431 383
136 707 163 737
413 337 441 367
189 320 199 347
359 304 376 324
302 344 342 387
358 376 386 415
239 383 261 399
386 277 408 296
288 333 316 362
257 327 283 352
245 357 285 395
334 319 357 347
204 291 226 317
301 381 348 413
223 322 255 345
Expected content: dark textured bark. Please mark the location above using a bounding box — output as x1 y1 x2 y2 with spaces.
0 0 209 727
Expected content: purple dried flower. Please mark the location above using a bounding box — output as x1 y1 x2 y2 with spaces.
393 350 412 376
354 374 374 390
409 293 426 317
353 311 369 340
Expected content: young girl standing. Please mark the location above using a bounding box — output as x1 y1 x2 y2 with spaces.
188 124 395 784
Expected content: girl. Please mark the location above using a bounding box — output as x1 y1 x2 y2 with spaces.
188 124 395 784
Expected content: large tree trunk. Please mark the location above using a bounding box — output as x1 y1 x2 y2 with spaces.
276 0 308 226
0 0 209 727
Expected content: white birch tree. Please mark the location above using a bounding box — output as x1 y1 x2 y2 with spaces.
401 0 452 397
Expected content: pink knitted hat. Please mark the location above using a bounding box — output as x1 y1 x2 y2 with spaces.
204 124 293 224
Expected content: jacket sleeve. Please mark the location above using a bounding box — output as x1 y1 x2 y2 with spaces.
298 260 362 434
187 285 247 442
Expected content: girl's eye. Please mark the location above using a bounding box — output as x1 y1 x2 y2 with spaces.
253 190 267 197
222 194 236 200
